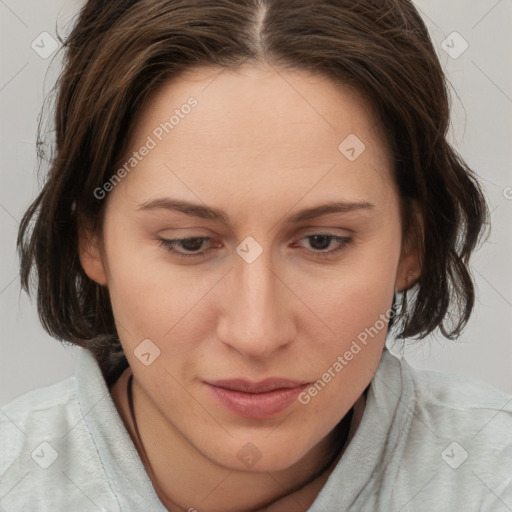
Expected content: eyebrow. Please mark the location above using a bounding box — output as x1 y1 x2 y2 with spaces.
137 198 375 224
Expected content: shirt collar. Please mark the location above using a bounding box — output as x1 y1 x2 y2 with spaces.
75 348 168 511
308 347 413 510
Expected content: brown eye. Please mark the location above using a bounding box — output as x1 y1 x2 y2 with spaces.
293 234 354 258
157 237 215 258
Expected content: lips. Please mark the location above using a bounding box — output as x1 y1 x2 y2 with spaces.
204 378 309 419
206 378 308 393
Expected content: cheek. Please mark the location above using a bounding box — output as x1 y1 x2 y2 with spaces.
101 221 203 346
293 230 400 408
301 234 399 342
298 274 392 386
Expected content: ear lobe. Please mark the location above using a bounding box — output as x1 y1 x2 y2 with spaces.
78 226 108 286
395 261 421 292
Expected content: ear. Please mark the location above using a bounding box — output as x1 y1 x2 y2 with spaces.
78 224 108 286
395 203 423 292
395 252 421 292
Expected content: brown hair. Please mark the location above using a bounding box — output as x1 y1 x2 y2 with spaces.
18 0 489 385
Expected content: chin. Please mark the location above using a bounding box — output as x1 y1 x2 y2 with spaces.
204 436 313 473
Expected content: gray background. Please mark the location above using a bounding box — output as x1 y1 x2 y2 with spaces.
1 0 511 407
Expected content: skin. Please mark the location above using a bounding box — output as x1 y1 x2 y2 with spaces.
80 63 421 512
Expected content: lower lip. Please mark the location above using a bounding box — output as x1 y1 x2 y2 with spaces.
205 384 308 419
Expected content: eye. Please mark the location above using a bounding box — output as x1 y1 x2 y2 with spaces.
157 236 217 258
292 233 354 258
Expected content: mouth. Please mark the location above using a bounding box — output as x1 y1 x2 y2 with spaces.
203 378 310 419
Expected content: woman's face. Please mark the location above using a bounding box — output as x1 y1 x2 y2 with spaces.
81 64 419 472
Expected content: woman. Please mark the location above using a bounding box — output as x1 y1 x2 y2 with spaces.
1 0 511 511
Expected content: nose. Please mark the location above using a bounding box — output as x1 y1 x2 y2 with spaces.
216 248 296 360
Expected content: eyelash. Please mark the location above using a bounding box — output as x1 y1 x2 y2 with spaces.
157 233 354 260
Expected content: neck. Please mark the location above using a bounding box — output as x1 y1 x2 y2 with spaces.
111 369 366 512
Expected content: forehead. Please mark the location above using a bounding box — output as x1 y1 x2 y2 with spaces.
113 64 396 211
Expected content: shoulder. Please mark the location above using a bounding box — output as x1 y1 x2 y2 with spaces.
1 375 78 416
0 377 83 482
391 353 512 511
0 365 120 511
402 356 512 438
1 376 80 463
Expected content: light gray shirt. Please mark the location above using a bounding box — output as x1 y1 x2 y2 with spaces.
1 347 511 511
